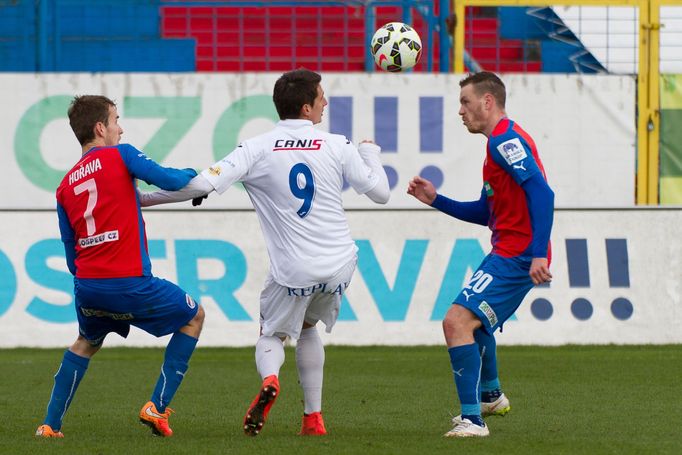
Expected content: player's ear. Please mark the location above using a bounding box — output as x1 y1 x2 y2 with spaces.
300 103 311 119
484 93 495 111
93 121 105 138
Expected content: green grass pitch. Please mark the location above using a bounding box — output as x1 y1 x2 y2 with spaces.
1 345 681 454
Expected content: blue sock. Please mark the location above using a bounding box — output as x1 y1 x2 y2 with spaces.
44 350 90 431
474 329 502 400
151 332 198 412
448 343 483 426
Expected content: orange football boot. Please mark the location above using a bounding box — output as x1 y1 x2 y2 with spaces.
299 412 327 436
243 375 280 436
35 424 64 438
139 401 174 437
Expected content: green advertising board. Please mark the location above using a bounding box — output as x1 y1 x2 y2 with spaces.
660 74 682 204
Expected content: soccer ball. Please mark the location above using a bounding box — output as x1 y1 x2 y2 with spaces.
370 22 422 72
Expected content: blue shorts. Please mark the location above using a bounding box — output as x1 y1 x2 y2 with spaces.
453 254 534 334
74 276 198 345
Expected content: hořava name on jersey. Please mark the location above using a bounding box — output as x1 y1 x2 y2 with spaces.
69 158 102 185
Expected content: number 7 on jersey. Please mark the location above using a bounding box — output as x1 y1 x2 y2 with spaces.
73 178 98 235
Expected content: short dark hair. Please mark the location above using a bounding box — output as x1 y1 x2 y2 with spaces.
67 95 116 145
459 71 506 109
273 69 322 120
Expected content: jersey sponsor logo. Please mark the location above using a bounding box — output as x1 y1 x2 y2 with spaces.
287 281 349 297
185 294 196 309
273 138 323 152
496 138 527 165
80 307 134 320
68 158 102 185
484 181 494 196
478 301 498 326
78 230 119 248
211 158 236 174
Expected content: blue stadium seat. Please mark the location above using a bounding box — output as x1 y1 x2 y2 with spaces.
59 39 196 72
0 0 196 72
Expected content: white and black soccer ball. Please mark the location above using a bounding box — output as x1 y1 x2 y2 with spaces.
370 22 422 72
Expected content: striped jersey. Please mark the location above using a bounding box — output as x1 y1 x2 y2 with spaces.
484 118 551 260
56 144 196 278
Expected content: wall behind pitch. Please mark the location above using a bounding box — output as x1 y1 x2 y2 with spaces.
0 73 635 209
0 209 678 347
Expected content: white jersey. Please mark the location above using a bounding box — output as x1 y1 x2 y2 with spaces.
202 119 381 288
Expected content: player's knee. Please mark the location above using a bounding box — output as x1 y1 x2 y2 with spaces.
180 305 205 339
71 336 101 358
443 306 478 340
193 305 206 326
442 315 460 339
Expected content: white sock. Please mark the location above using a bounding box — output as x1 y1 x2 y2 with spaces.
296 326 324 414
255 336 285 379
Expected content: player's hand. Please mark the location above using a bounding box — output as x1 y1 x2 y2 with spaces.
183 167 199 178
529 257 552 285
407 176 437 205
192 195 208 206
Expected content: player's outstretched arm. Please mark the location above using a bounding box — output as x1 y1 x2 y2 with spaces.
409 179 489 226
121 144 197 191
138 174 214 207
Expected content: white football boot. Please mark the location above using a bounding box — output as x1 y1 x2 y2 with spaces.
481 393 510 417
444 418 490 438
451 393 511 425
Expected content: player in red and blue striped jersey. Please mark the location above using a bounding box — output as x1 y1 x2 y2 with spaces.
36 95 205 439
408 72 554 438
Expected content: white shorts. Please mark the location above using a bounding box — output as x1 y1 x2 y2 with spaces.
259 255 357 340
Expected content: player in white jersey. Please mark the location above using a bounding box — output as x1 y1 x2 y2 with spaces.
138 69 390 436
